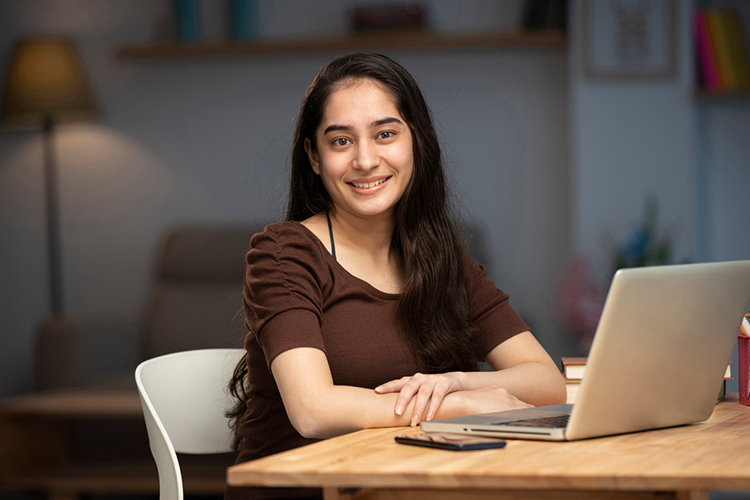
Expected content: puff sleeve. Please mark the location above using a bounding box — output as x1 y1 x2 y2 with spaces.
243 222 332 367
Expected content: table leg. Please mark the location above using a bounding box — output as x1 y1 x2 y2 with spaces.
324 487 352 500
676 491 710 500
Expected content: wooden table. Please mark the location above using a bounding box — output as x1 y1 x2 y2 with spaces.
227 393 750 500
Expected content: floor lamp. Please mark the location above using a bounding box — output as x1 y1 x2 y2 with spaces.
1 37 97 316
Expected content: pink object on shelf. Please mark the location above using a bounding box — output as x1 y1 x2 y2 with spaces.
739 335 749 406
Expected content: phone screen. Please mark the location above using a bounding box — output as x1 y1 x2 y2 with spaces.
395 433 506 451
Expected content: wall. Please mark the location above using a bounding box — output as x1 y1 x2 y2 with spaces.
0 0 574 397
569 0 697 282
697 101 750 265
569 0 750 392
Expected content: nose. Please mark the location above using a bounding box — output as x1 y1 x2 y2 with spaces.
353 141 379 172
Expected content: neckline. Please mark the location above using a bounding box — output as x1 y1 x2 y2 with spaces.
293 221 400 301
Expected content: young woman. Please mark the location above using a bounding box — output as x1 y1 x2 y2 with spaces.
226 53 566 500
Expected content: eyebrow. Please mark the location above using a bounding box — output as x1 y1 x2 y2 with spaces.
323 116 404 135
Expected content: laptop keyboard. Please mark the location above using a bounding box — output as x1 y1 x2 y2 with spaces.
494 414 570 428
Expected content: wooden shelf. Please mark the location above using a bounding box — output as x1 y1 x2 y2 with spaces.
0 387 142 417
4 459 228 496
0 388 232 499
115 29 566 60
694 87 750 99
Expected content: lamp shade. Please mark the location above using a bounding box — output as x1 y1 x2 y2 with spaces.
1 36 96 128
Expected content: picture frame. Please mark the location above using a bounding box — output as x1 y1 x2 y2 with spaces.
581 0 678 81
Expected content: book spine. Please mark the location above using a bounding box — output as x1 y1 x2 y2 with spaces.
693 10 721 91
708 10 736 90
565 379 580 404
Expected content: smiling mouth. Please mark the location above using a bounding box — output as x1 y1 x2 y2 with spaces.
350 177 390 189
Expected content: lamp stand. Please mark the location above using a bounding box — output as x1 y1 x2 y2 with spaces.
43 115 64 315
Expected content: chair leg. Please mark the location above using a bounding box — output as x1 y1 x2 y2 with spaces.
49 490 79 500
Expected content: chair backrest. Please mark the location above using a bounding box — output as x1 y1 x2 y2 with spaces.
140 225 263 359
135 348 245 500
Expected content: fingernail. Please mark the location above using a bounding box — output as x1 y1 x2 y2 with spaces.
410 420 417 427
395 406 403 416
426 410 434 421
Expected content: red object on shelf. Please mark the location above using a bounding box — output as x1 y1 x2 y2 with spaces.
739 335 749 406
350 4 426 31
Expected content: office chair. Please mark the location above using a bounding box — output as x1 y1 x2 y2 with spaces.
135 348 245 500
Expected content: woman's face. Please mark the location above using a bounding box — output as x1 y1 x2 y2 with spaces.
305 78 414 222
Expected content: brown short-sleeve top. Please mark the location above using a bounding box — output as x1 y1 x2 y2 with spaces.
231 221 529 498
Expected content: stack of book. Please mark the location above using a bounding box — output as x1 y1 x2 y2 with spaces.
561 357 586 404
561 357 733 404
693 8 750 93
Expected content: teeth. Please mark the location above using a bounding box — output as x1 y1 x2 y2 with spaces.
352 178 387 189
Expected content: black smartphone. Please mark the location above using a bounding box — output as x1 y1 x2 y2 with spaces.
395 433 506 451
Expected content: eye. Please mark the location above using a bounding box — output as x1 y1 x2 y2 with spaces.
333 138 351 146
378 131 394 140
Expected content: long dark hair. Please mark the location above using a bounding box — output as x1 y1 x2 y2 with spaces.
228 53 479 450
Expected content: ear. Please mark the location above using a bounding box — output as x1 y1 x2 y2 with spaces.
304 138 320 175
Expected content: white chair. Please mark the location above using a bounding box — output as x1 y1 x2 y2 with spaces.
135 348 245 500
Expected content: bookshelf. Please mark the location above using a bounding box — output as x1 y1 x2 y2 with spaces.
692 6 750 99
114 29 566 60
694 88 750 99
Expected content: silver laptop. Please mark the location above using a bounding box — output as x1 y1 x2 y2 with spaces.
421 260 750 441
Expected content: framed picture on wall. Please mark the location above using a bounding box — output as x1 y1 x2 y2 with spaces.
581 0 678 81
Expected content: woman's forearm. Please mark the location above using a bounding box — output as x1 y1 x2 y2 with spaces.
454 332 567 407
283 384 468 439
453 361 567 407
283 378 552 440
272 345 565 440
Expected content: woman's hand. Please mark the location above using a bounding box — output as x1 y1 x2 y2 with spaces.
374 373 464 426
459 385 534 416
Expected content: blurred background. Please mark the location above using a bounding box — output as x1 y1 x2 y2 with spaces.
3 0 750 396
0 0 749 496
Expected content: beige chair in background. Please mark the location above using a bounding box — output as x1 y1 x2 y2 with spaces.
34 224 264 390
